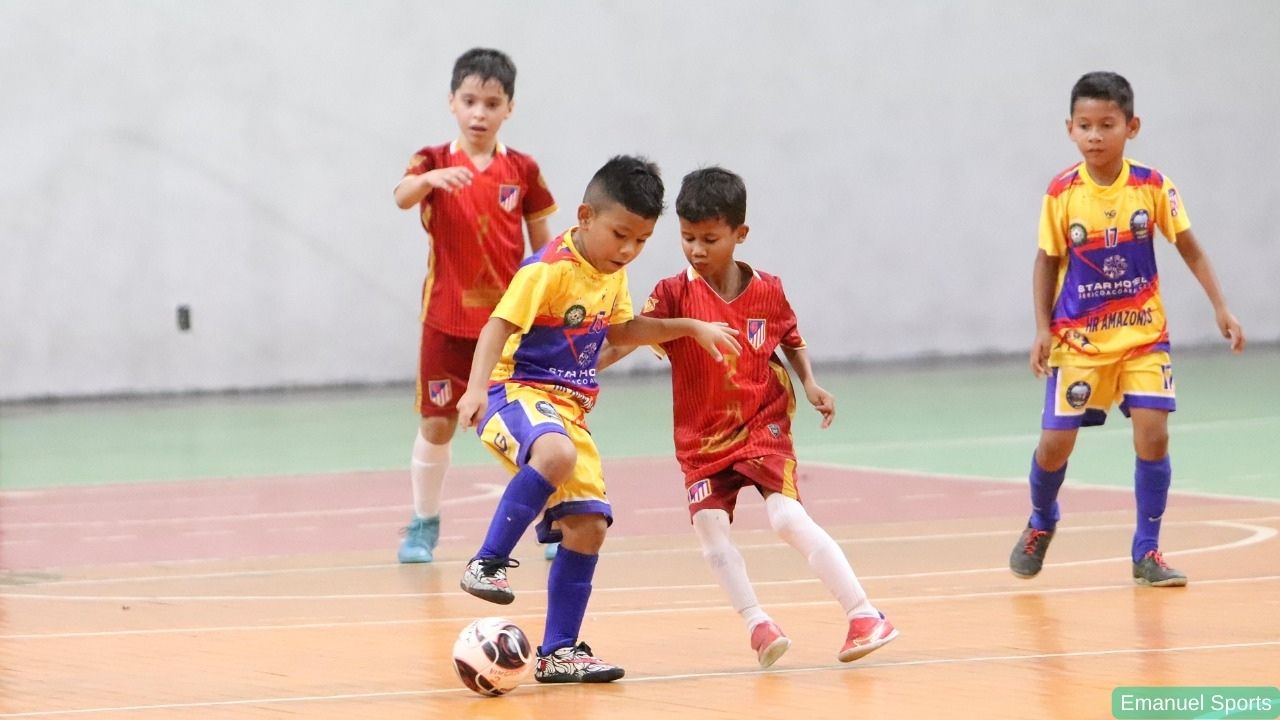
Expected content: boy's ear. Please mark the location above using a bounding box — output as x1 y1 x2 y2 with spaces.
735 224 750 244
577 203 593 227
1064 117 1073 137
1127 115 1142 139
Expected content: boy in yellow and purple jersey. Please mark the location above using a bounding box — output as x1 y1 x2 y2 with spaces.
1011 72 1245 587
454 156 740 683
393 49 558 564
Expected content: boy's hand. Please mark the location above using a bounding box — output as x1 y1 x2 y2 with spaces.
1216 308 1245 353
455 388 488 431
1029 330 1053 378
692 321 741 363
805 383 836 428
425 167 474 191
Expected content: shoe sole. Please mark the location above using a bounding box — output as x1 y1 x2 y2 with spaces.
757 636 791 669
1009 566 1041 579
398 552 433 563
535 668 625 683
838 628 900 663
458 581 515 605
1134 576 1188 587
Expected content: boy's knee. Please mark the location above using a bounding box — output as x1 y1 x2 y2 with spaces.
559 514 607 554
527 432 577 484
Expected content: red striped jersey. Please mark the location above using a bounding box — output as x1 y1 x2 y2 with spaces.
1038 158 1190 367
404 141 557 338
643 265 805 480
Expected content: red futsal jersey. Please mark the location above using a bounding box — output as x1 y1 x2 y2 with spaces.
643 265 806 480
403 141 557 338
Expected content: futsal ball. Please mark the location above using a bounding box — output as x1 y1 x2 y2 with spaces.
452 617 534 697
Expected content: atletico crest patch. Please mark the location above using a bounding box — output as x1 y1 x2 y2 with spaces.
687 478 712 505
746 319 766 349
427 379 452 407
498 184 520 213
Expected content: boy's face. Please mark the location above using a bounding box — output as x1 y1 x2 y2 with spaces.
1066 98 1140 171
448 75 513 148
575 202 657 274
679 217 747 277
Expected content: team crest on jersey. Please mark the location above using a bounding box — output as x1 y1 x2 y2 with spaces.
498 185 520 213
564 304 587 328
1068 222 1088 247
1168 188 1180 217
427 379 451 407
687 478 712 505
747 319 767 350
1102 254 1128 280
643 295 659 314
1130 209 1151 240
767 423 781 438
1066 381 1092 409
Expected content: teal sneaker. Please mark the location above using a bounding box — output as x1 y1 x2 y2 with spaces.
544 542 559 561
398 515 440 563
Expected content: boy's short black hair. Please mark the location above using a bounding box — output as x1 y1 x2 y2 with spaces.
451 48 516 99
583 155 665 220
1071 71 1134 120
676 167 747 228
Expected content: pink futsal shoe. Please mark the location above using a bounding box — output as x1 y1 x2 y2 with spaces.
749 620 791 668
838 612 898 663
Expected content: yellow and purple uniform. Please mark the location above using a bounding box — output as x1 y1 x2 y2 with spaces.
477 229 633 540
1039 158 1188 428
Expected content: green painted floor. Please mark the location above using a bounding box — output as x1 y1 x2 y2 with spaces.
2 346 1276 499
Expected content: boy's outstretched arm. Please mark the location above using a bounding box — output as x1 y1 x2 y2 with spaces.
456 317 520 429
607 317 740 363
393 167 475 209
1175 229 1245 353
596 342 639 371
781 345 835 428
1030 249 1059 378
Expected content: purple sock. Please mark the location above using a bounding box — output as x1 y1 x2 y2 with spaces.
539 546 597 655
1132 455 1171 562
1028 453 1067 531
477 465 555 559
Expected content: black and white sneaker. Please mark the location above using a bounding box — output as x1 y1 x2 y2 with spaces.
459 556 520 605
534 641 624 683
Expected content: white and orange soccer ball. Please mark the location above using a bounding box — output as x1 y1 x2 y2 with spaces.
451 617 535 697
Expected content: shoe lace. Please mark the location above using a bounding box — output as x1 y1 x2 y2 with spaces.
476 556 521 572
1022 529 1049 555
1145 550 1170 569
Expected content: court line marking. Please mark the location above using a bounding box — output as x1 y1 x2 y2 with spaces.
805 461 1280 505
3 516 1276 591
3 573 1277 641
0 485 507 531
1 639 1277 717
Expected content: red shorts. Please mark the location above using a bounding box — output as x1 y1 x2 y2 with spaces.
415 324 477 417
685 455 800 522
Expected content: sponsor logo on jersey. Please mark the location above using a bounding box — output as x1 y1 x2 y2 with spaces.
747 319 766 349
428 379 451 407
1102 254 1128 280
499 185 520 213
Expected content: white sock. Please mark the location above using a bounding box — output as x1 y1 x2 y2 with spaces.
693 509 769 630
765 493 878 619
410 431 450 519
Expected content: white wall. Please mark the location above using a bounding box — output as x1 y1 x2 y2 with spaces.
3 0 1277 399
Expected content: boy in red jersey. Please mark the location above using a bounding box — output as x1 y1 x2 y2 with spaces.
1010 72 1245 586
455 156 741 683
599 167 897 668
392 48 558 563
